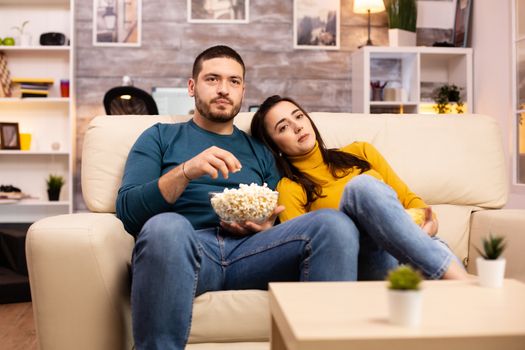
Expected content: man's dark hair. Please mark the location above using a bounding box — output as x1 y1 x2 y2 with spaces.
192 45 245 79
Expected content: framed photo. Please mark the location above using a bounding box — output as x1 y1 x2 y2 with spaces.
93 0 142 47
293 0 340 50
188 0 249 23
452 0 472 48
0 122 21 150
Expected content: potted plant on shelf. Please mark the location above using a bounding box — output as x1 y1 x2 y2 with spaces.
475 234 506 288
11 20 31 46
432 84 464 114
46 174 64 201
384 0 417 47
386 265 423 327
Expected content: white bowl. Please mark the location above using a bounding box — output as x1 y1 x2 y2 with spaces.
210 185 278 224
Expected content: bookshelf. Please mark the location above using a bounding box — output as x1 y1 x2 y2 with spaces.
351 46 473 114
0 0 74 223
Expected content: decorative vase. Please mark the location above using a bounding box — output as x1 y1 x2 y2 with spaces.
388 29 416 47
18 33 32 46
47 188 60 201
476 257 506 288
387 289 422 327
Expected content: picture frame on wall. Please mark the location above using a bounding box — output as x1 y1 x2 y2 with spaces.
93 0 142 47
0 122 21 150
294 0 340 50
452 0 472 48
188 0 249 23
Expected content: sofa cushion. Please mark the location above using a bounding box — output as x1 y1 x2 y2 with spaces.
430 204 479 264
308 113 508 208
82 113 507 214
190 290 269 343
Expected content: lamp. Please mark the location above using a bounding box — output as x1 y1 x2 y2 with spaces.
353 0 386 47
103 4 117 31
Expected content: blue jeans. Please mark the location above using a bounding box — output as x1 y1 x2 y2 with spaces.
339 174 455 280
131 209 359 350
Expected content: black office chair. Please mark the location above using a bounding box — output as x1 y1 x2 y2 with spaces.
103 86 159 115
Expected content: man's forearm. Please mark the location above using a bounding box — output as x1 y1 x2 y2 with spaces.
158 163 190 204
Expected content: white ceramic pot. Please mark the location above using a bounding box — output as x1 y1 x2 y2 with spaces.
476 257 506 288
388 29 416 47
18 33 32 46
387 289 422 327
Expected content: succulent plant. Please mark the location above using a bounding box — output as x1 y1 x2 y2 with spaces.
387 265 422 291
46 174 65 191
475 234 506 260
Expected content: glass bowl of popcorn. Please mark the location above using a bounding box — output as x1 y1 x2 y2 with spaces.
210 183 279 224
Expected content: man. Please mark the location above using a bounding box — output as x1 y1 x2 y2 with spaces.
116 45 359 350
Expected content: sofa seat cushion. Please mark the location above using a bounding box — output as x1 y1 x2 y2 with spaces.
190 290 269 343
186 342 268 350
431 204 479 264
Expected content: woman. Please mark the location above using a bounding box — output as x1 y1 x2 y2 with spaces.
250 95 468 280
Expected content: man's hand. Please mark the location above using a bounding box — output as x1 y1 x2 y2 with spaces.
220 205 285 236
183 146 242 180
421 207 438 237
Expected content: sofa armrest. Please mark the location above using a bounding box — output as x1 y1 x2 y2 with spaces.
26 213 135 350
468 209 525 282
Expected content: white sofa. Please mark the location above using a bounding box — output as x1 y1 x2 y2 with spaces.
26 113 525 350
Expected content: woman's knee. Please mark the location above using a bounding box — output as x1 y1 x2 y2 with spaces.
310 209 359 242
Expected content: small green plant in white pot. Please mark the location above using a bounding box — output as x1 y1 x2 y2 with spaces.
386 265 423 327
475 234 506 288
46 174 65 201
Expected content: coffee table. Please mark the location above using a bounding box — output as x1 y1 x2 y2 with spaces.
269 279 525 350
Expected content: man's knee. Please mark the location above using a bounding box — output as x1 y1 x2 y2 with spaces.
137 212 195 252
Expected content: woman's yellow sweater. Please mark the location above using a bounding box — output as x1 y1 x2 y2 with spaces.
277 141 427 222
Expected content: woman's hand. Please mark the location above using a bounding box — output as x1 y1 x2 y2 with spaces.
421 207 439 237
220 205 285 236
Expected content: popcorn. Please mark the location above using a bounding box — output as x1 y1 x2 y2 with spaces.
210 183 278 223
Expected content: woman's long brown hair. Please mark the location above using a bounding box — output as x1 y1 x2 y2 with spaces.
250 95 370 209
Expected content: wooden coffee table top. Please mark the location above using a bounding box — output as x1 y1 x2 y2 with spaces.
269 279 525 350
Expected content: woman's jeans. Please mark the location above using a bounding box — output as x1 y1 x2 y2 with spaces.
132 209 360 350
340 174 456 281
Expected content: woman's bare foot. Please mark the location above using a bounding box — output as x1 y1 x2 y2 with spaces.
442 260 471 280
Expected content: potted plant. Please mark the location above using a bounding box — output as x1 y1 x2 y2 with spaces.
384 0 417 47
432 84 464 114
475 234 506 288
46 174 65 201
11 20 31 46
386 265 423 327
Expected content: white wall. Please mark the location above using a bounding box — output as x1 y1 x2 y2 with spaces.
472 0 525 208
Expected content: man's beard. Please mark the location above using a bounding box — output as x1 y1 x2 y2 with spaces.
194 93 241 123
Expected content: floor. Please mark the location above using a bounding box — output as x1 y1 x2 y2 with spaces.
0 302 38 350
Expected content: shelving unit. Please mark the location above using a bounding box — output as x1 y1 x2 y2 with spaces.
0 0 74 223
351 46 473 114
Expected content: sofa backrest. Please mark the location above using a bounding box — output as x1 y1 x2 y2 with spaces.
82 113 508 213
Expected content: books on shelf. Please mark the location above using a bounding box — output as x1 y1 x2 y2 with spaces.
10 77 54 98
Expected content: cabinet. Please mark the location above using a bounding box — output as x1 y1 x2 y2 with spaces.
352 46 473 114
0 0 74 222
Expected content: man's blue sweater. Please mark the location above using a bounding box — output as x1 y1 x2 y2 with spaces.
116 119 280 236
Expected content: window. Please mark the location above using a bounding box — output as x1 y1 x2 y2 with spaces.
514 0 525 184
